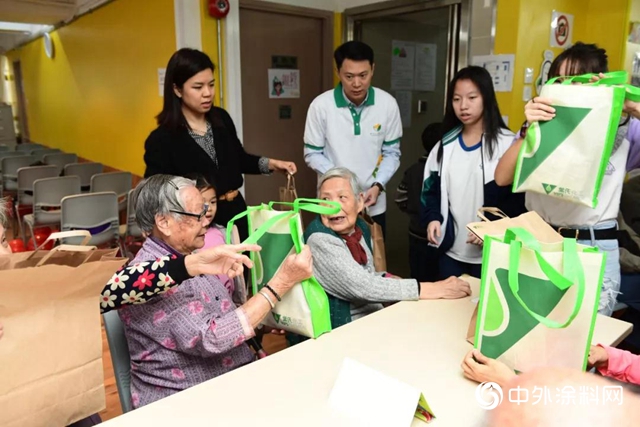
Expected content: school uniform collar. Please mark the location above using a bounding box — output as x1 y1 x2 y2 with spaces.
333 83 375 108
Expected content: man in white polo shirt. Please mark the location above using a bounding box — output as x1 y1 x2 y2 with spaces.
304 41 402 234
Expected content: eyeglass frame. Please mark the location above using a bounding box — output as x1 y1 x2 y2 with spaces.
169 203 209 222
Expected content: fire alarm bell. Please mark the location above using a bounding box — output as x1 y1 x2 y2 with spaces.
209 0 230 18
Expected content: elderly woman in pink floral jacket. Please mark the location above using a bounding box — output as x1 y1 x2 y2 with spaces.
121 175 312 408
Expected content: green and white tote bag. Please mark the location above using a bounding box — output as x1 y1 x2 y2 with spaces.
474 228 605 372
513 71 631 208
227 199 340 338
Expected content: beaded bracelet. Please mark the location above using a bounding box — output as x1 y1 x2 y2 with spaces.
263 284 282 302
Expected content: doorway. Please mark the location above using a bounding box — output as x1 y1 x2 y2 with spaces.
239 0 334 214
12 60 29 142
345 0 470 276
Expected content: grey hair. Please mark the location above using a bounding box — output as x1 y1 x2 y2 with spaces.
317 167 363 196
0 198 7 228
132 174 195 234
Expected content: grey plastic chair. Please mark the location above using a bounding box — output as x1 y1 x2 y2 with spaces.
1 155 36 196
16 165 59 207
90 172 132 212
102 311 133 413
22 176 81 247
33 148 61 163
0 144 8 152
16 143 40 152
43 152 77 175
64 162 104 191
60 191 120 247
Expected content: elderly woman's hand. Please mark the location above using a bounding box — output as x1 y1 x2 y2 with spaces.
269 245 313 295
185 243 261 278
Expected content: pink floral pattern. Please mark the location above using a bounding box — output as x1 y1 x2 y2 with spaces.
233 335 245 347
220 299 231 313
153 310 167 325
187 301 204 315
171 368 185 380
161 337 176 350
188 336 200 348
222 357 234 368
209 320 217 332
201 291 211 303
140 351 152 361
131 392 140 408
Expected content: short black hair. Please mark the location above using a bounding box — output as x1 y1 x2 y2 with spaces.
548 42 608 78
334 41 374 70
184 173 217 195
421 123 442 154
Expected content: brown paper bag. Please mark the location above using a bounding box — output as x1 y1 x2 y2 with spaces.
361 213 387 272
278 174 298 211
466 209 563 244
0 231 127 427
466 305 478 345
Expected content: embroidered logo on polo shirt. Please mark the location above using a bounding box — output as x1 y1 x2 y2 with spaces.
373 124 382 132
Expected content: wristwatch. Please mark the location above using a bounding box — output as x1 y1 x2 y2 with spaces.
371 182 385 193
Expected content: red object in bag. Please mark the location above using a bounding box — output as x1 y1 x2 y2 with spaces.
8 239 25 253
32 227 54 250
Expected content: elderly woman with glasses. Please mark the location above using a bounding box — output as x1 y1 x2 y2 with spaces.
304 167 471 329
119 175 312 408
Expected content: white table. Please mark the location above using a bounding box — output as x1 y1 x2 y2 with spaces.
102 277 633 427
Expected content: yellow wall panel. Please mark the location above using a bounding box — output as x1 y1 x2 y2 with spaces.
200 0 223 108
8 0 176 176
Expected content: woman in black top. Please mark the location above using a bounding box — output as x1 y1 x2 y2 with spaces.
144 48 296 241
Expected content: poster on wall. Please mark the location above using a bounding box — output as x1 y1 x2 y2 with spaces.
414 43 437 92
550 11 573 48
395 90 412 128
268 69 300 98
391 40 416 90
471 54 515 92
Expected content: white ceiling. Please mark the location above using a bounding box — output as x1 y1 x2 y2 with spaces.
0 0 112 53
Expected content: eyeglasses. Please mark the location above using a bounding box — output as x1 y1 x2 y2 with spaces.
170 203 209 222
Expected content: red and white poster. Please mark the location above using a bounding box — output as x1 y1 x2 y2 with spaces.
550 11 573 48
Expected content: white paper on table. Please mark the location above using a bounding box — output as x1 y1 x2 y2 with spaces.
391 40 416 90
471 54 515 92
414 43 437 92
329 358 432 427
395 91 412 128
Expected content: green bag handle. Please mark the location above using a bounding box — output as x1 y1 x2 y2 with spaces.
504 228 585 329
293 198 341 215
544 70 640 102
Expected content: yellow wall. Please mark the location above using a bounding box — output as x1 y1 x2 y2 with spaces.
200 0 223 108
495 0 630 128
7 0 176 176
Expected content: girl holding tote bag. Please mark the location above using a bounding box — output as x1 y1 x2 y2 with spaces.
495 42 640 316
421 66 525 280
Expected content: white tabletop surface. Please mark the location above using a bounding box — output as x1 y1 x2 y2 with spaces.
101 277 633 427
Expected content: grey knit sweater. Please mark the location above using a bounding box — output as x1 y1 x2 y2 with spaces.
307 232 420 321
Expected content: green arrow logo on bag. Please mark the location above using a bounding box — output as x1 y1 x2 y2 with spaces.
542 183 557 195
272 313 281 324
516 105 592 187
480 268 570 359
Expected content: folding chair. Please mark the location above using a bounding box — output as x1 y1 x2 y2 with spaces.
64 162 104 192
22 176 81 247
120 189 144 258
102 311 133 413
90 172 132 212
43 152 77 175
1 155 36 197
15 165 59 240
60 191 121 249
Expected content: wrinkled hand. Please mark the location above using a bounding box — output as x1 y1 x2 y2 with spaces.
624 99 640 119
186 244 261 278
466 232 483 246
525 97 556 124
588 345 609 368
461 349 516 387
269 159 297 175
427 221 441 245
363 186 381 207
419 276 471 299
271 245 313 295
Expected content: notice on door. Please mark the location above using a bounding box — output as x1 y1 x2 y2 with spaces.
268 69 300 98
391 41 415 90
395 90 412 128
414 43 437 92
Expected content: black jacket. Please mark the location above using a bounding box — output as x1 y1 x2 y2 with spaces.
143 107 262 237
